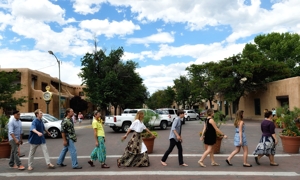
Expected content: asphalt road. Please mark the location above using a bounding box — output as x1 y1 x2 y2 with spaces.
1 119 300 180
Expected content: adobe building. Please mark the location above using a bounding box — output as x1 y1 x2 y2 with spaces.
208 76 300 120
0 68 93 118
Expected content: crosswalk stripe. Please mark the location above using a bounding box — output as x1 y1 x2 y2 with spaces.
1 171 299 177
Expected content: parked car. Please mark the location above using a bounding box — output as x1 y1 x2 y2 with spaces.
155 108 185 125
184 109 200 121
199 110 207 120
105 108 169 132
18 113 62 138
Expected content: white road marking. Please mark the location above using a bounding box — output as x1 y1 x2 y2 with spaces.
0 171 299 177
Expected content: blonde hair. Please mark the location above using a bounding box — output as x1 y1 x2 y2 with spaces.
234 110 243 127
135 111 144 121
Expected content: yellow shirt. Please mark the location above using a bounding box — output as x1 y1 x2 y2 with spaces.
92 118 105 137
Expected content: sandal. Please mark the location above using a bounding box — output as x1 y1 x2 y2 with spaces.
48 164 55 169
180 163 188 167
211 162 220 166
198 161 206 167
270 163 279 166
117 159 121 168
101 164 110 168
161 161 167 166
88 160 95 167
27 166 33 171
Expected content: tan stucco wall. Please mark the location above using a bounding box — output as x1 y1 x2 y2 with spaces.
1 68 89 118
239 76 300 120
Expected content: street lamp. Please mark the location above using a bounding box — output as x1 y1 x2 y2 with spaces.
48 50 61 119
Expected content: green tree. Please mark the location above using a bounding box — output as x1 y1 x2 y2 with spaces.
79 47 147 114
244 32 300 78
146 86 175 109
69 96 88 114
173 75 195 109
186 62 219 108
0 70 27 115
211 53 290 112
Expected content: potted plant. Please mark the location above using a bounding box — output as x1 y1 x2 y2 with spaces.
278 107 300 153
0 115 11 158
141 109 158 154
200 111 227 154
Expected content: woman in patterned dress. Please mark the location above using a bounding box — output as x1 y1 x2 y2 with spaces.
117 110 155 167
253 111 279 166
87 111 110 168
226 110 252 167
198 109 227 167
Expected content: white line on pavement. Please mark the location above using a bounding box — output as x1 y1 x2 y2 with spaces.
1 171 299 177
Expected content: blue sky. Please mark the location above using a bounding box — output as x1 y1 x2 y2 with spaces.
1 0 300 94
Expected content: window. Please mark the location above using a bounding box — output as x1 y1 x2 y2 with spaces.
34 103 38 110
19 116 34 122
254 99 261 115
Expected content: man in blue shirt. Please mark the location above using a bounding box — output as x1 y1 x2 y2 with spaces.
8 110 25 170
27 109 55 170
161 110 188 167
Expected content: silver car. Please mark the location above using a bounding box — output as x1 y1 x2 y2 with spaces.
18 113 62 138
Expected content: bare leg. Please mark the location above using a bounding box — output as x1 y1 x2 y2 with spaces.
227 146 240 163
198 145 213 167
241 146 250 165
269 155 278 165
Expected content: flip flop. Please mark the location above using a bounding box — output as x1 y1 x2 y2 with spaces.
211 162 220 166
270 163 279 166
180 163 188 167
28 166 33 171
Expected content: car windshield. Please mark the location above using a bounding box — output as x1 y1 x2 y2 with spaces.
155 110 168 115
43 114 60 122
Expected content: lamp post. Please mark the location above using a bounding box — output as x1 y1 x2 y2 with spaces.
48 51 61 119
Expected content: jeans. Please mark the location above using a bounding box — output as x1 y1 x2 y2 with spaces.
57 139 79 168
9 140 21 167
161 138 184 165
28 144 51 167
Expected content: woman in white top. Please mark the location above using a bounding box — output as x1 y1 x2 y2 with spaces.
118 111 155 167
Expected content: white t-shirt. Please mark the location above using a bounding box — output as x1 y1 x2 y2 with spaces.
129 119 146 133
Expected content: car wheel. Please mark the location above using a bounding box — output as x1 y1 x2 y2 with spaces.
187 116 190 121
48 128 60 138
112 127 120 132
196 116 200 120
160 121 167 130
122 122 131 132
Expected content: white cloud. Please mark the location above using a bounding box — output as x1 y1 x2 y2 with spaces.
9 36 20 43
72 0 106 15
126 32 174 45
79 19 140 38
11 0 75 25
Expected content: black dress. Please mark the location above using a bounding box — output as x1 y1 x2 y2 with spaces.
204 118 216 145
